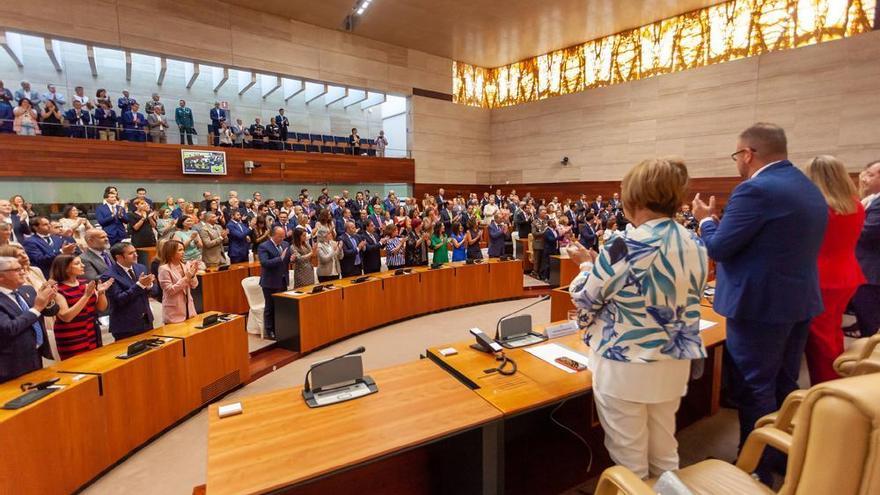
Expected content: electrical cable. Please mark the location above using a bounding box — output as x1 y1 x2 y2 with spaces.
550 398 593 474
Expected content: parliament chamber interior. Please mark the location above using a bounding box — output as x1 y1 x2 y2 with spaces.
1 1 879 494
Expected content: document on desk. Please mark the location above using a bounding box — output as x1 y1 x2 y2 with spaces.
699 319 718 331
524 343 590 374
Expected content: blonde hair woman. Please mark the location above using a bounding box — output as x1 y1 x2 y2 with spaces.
568 158 708 479
803 155 865 383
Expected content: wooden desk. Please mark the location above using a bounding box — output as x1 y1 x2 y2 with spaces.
274 259 524 353
205 360 502 495
0 370 106 495
550 285 576 321
517 238 532 273
195 262 253 315
549 254 579 287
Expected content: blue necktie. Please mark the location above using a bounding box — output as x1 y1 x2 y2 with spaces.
350 236 361 265
13 290 43 347
101 251 112 268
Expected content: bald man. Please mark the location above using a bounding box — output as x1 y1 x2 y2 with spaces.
80 229 113 281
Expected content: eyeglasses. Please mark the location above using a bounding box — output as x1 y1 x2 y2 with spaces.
730 148 756 161
0 267 26 273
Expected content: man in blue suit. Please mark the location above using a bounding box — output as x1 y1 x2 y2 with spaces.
22 217 77 278
117 90 136 113
340 221 365 277
258 227 291 340
209 102 227 146
0 255 59 383
64 99 92 139
487 213 508 258
0 199 30 243
95 191 128 246
226 210 252 264
693 123 828 452
121 102 147 142
578 214 597 250
102 242 159 341
853 160 880 337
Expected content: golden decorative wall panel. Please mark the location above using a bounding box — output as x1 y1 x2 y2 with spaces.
454 0 876 108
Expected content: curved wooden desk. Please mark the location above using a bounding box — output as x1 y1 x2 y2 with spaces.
273 259 523 353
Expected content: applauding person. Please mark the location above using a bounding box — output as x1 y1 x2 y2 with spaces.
430 222 450 264
50 255 112 358
102 242 160 341
258 227 292 339
158 240 199 324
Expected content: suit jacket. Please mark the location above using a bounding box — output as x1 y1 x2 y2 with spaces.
117 96 137 113
579 224 597 250
64 108 92 136
368 214 383 232
0 285 57 383
95 203 128 245
340 233 363 277
488 221 507 257
210 108 227 127
258 240 291 289
6 213 30 243
226 221 252 261
102 263 159 337
175 106 194 128
146 112 168 135
121 111 146 140
22 234 64 278
94 107 117 129
80 248 111 281
199 223 225 265
700 161 828 323
361 231 382 274
544 228 560 256
857 198 880 285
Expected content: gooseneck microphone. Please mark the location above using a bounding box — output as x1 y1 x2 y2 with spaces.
494 295 550 340
302 346 366 392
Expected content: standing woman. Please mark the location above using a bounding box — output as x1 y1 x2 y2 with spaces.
250 215 270 255
803 155 866 384
290 228 316 288
59 205 90 248
13 98 39 136
384 224 406 270
39 100 64 136
50 255 113 359
173 216 203 264
316 234 343 283
404 217 428 267
158 239 199 324
450 222 467 262
465 218 483 260
430 222 450 264
128 198 158 254
315 209 335 243
568 158 708 479
156 208 176 241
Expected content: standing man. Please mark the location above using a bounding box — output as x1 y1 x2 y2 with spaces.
226 210 252 264
147 107 168 143
15 81 40 110
80 229 112 281
258 226 291 340
117 90 137 114
348 127 361 155
72 86 92 110
275 108 289 145
41 84 65 111
209 102 226 146
22 217 77 277
249 118 266 149
340 221 365 277
360 221 382 275
121 102 147 142
200 212 226 269
64 99 92 139
0 256 58 383
0 199 30 243
102 242 159 341
375 130 388 157
175 99 195 145
488 212 509 258
692 123 828 454
852 160 880 337
96 191 128 246
531 207 548 279
144 93 164 116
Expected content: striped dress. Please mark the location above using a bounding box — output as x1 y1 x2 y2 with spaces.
385 237 405 268
54 280 99 359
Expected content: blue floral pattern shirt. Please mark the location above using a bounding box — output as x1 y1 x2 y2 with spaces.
569 218 708 363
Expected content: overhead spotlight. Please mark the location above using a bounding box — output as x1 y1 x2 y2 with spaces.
344 0 374 31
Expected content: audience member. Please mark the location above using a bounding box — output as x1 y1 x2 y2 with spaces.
0 199 30 243
80 229 112 281
157 240 199 324
0 255 58 382
0 224 14 247
249 118 266 149
59 205 89 247
14 81 40 108
802 155 866 384
199 212 226 269
258 226 292 339
852 159 880 337
569 157 707 480
340 221 365 277
375 130 388 157
316 234 343 283
209 102 226 146
290 228 316 288
102 242 158 340
173 216 203 265
360 221 383 275
40 100 64 137
72 86 92 110
144 93 164 115
147 105 169 143
127 199 157 257
96 191 128 245
117 90 136 113
23 216 77 278
13 97 39 136
541 218 559 280
531 208 548 278
65 99 91 138
349 127 361 155
50 254 111 359
121 101 147 142
430 222 449 264
487 212 509 258
226 210 252 264
692 123 828 466
94 100 117 140
174 99 195 145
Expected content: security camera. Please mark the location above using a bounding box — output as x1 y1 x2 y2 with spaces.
561 157 569 166
243 161 262 174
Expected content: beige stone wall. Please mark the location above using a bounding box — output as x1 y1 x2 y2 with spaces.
0 0 452 95
488 30 880 182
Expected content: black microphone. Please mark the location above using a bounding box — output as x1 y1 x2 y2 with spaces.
303 346 365 392
494 295 550 340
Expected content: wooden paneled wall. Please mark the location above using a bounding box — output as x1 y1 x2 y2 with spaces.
0 134 414 184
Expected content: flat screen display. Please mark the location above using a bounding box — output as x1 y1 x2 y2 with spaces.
181 149 227 175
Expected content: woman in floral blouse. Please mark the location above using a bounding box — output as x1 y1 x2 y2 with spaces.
568 158 708 479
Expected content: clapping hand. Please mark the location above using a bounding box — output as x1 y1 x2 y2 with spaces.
280 247 289 259
691 193 716 222
61 242 77 254
186 261 200 277
190 231 198 240
567 242 597 267
96 278 114 294
138 273 155 287
84 280 97 298
33 282 57 311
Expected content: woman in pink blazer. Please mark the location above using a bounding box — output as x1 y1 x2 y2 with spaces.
157 239 199 324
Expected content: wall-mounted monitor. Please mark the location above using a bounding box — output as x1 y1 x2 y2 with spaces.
181 149 227 175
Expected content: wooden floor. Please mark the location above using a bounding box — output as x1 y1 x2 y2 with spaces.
247 346 299 383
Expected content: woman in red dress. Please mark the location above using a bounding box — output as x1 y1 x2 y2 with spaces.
805 156 866 384
49 255 113 359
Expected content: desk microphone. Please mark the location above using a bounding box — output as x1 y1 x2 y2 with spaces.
302 346 366 393
494 295 550 340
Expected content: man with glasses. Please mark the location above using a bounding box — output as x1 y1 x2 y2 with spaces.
0 256 59 383
692 123 828 482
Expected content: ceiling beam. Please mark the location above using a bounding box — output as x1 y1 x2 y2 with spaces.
324 85 348 107
0 32 23 68
304 82 327 105
155 56 167 86
282 79 304 102
237 71 256 96
44 39 63 72
260 74 281 99
86 45 98 76
184 62 199 89
360 92 386 110
212 66 228 92
342 89 367 109
124 51 132 81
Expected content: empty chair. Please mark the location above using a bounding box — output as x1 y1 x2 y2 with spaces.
321 134 335 153
333 136 347 154
241 276 265 338
594 372 880 495
834 334 880 377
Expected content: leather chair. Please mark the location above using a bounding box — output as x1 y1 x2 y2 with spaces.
595 373 880 495
834 334 880 377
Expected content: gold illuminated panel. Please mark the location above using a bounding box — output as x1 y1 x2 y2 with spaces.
453 0 877 108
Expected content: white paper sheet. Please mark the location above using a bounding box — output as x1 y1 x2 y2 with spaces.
524 343 590 374
699 319 718 331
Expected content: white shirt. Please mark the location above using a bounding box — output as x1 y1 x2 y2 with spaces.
863 192 879 209
0 286 40 317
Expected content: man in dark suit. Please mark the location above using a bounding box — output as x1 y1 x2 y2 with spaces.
340 221 365 277
591 195 604 214
0 255 59 383
693 123 828 454
258 227 292 340
102 242 159 341
853 160 880 337
117 90 136 113
80 229 112 281
0 199 30 243
609 192 622 212
579 214 597 250
487 213 509 258
541 219 559 281
360 221 382 275
209 102 226 146
351 191 368 217
95 191 128 246
368 208 383 233
23 217 76 278
439 205 452 234
275 109 289 144
64 99 92 139
226 210 252 264
436 188 447 210
121 102 147 142
514 203 532 239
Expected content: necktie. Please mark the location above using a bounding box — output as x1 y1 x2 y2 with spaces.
13 290 43 347
127 268 137 281
101 251 112 268
350 236 361 265
44 236 52 246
